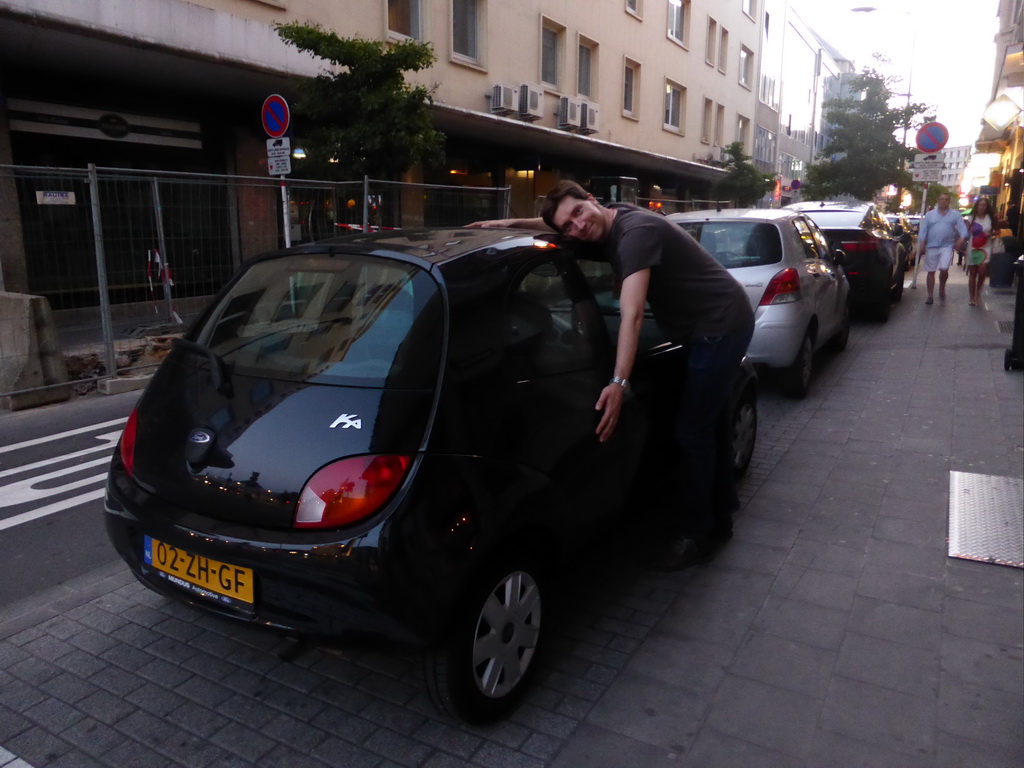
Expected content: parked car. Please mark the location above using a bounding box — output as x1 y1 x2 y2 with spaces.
105 228 758 724
906 214 922 234
667 209 849 398
787 201 905 321
886 211 917 268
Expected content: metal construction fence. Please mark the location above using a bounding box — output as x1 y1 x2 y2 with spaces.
0 164 509 399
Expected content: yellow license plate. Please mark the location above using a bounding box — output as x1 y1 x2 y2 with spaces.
144 535 254 608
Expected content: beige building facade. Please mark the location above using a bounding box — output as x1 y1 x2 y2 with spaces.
0 0 779 299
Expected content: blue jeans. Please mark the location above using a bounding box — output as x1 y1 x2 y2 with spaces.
673 321 754 539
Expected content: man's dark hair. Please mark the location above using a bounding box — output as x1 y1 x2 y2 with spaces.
540 180 590 232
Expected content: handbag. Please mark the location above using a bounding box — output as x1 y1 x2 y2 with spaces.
990 235 1005 255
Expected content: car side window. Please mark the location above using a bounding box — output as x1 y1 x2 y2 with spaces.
792 218 821 260
575 257 668 351
504 257 604 380
805 218 835 263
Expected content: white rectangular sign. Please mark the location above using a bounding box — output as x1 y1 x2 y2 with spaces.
268 156 291 175
912 168 942 182
267 137 291 159
36 191 76 205
913 152 945 170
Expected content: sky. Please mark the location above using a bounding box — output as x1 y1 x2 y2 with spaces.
790 0 1000 149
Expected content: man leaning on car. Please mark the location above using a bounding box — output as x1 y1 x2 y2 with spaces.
470 182 754 571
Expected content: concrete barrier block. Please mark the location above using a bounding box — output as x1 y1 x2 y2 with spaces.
97 375 152 395
0 291 72 410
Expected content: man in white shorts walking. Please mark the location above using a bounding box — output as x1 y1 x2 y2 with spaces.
917 193 967 304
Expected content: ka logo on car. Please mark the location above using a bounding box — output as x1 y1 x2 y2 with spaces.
329 414 362 430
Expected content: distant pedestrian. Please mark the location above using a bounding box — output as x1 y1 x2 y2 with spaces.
964 196 994 306
917 193 967 304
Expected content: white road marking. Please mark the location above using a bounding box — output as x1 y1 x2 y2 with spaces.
0 419 126 531
0 417 127 455
0 488 107 532
0 431 121 480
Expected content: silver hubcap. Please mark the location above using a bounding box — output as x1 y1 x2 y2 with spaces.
472 570 541 699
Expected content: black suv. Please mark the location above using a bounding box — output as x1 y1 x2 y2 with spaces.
787 201 906 321
105 228 758 723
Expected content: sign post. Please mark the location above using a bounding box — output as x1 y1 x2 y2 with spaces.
910 124 949 288
261 94 292 248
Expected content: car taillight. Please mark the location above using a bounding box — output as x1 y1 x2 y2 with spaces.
759 268 801 306
295 454 412 529
840 240 876 252
120 407 138 478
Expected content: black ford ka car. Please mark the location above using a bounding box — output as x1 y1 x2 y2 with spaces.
106 228 757 723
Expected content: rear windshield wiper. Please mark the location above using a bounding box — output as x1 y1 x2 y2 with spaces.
172 338 232 397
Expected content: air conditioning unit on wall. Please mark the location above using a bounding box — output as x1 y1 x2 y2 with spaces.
518 84 544 121
490 84 517 116
579 102 599 134
557 97 582 130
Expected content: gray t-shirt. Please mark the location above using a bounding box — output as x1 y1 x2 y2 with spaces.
601 204 752 344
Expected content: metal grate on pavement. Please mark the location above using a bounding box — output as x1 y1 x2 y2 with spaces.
948 471 1024 568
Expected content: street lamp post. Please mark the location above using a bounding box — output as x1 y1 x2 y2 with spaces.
852 6 917 210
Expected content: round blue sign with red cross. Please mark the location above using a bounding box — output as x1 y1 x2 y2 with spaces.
261 94 290 138
915 122 949 153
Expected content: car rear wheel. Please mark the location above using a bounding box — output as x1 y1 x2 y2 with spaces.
424 557 545 723
731 390 757 477
779 330 814 399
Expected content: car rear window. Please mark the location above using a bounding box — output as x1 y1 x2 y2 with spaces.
197 254 442 388
675 221 783 268
800 210 867 228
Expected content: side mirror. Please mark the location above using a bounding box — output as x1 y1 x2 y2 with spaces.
833 248 847 266
893 224 904 236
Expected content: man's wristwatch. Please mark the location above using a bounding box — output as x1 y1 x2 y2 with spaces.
609 376 629 389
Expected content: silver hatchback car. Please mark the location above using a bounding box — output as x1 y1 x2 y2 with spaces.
668 209 850 397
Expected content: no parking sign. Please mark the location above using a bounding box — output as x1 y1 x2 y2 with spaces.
915 122 949 154
261 94 290 139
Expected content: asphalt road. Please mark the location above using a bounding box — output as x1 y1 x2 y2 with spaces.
0 390 141 606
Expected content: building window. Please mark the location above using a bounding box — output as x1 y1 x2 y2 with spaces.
702 98 713 143
623 59 640 116
718 28 729 72
743 0 755 19
715 103 725 145
665 81 684 131
388 0 420 39
453 0 479 60
578 38 597 98
625 0 641 15
705 18 717 65
737 114 751 147
541 20 565 88
739 45 754 88
668 0 689 46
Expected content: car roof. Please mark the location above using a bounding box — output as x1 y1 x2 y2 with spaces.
666 208 801 223
253 228 557 269
786 200 872 212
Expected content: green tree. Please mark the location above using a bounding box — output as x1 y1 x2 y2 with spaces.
804 70 929 201
276 23 445 179
713 142 775 207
